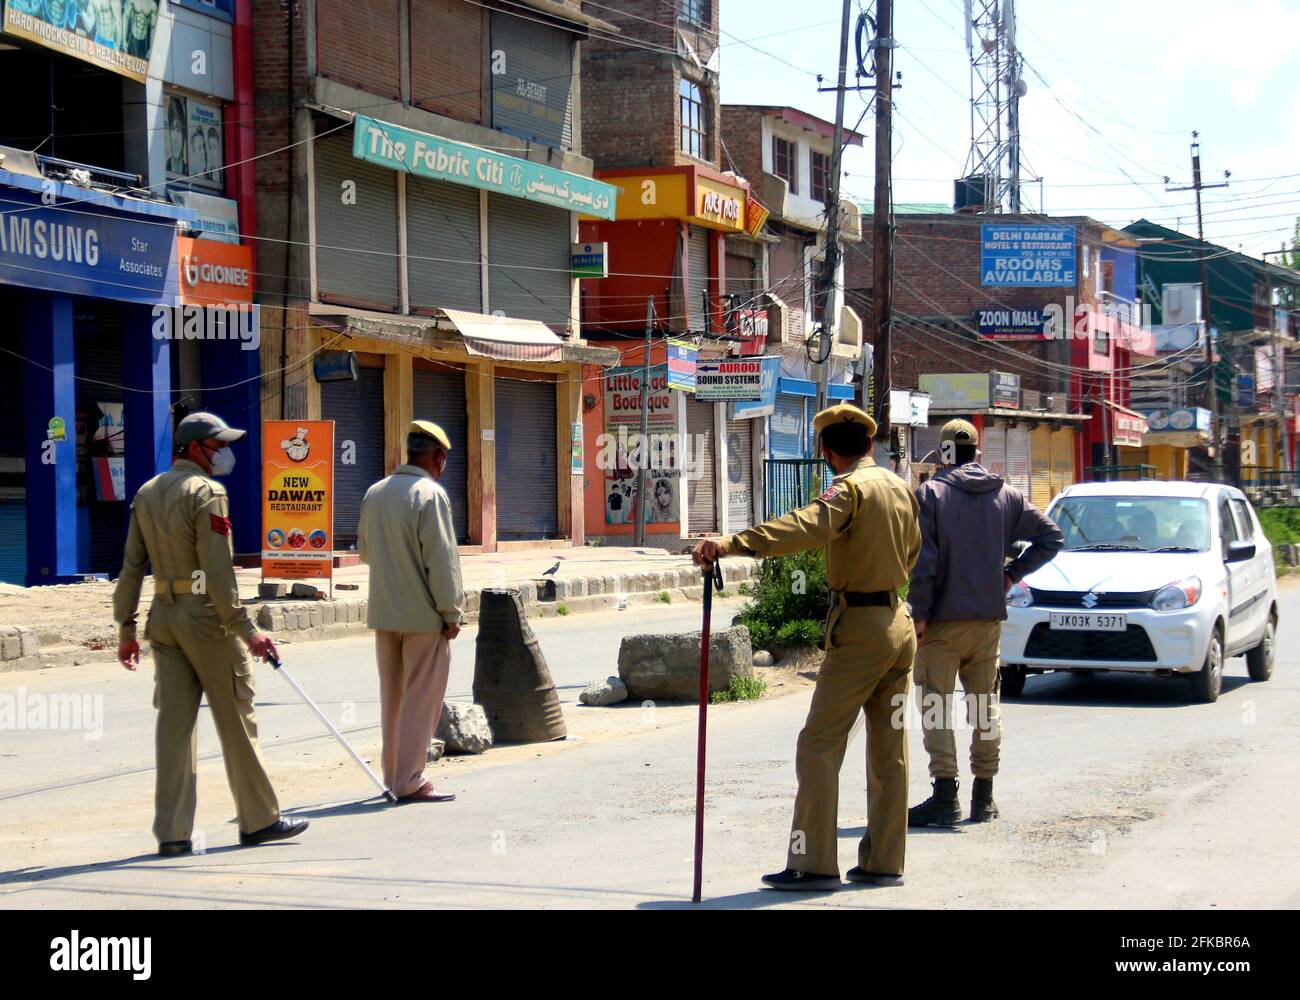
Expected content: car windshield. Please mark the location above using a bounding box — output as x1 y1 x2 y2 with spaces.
1050 495 1210 553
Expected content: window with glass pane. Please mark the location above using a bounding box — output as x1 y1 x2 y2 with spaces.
772 136 797 195
679 79 705 158
680 0 710 26
811 150 832 204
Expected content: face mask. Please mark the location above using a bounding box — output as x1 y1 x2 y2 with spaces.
208 445 236 477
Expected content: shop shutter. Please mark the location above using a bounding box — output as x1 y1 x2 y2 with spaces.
982 424 1007 479
320 365 386 548
771 393 808 459
490 12 575 149
0 502 24 585
407 178 482 313
1030 426 1053 511
726 251 761 302
316 0 401 99
1006 426 1031 496
495 377 558 540
686 398 717 533
412 0 482 123
1051 428 1076 500
315 131 400 309
725 415 754 533
686 226 710 332
413 365 470 544
487 194 571 329
912 424 942 466
770 235 807 339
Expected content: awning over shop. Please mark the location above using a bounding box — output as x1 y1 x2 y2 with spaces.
442 308 564 362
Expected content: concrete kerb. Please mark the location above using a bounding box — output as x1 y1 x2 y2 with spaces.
9 559 761 670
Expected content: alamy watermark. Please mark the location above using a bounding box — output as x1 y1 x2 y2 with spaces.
0 687 104 741
152 303 260 352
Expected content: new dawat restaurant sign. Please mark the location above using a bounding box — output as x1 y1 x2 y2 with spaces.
352 114 617 221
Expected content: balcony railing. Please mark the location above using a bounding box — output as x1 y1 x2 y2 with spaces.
35 154 143 194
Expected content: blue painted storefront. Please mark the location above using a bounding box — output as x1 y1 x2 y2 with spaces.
0 172 262 584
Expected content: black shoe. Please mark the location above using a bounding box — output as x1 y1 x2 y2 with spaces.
239 817 309 846
908 777 962 827
845 867 904 886
970 777 999 823
157 840 192 857
761 868 840 891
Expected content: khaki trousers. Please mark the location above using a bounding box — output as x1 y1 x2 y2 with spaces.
787 601 915 877
913 620 1003 780
146 598 280 843
374 630 451 797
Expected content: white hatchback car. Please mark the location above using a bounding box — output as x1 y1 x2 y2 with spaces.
1000 481 1277 702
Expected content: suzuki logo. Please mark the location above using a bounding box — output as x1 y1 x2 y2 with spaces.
1082 591 1100 609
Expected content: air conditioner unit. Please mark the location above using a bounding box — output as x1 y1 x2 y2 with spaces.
1162 284 1202 327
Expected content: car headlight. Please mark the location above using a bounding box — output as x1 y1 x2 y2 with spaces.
1152 576 1202 612
1006 580 1033 608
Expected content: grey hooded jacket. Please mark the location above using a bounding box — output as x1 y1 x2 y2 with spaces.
908 463 1063 624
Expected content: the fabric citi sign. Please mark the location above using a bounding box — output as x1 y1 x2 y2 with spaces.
261 420 335 582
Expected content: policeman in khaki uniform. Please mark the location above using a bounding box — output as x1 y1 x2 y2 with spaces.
114 413 308 855
694 404 921 890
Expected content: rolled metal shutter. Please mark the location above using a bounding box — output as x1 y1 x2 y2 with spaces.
487 194 571 329
771 393 808 459
489 12 574 149
982 424 1007 479
0 502 24 585
1030 426 1053 510
725 415 754 533
912 424 942 466
1006 426 1031 496
1051 428 1076 499
771 235 806 338
407 178 482 313
320 366 386 548
686 226 710 331
315 131 399 309
726 251 761 302
495 378 558 540
413 365 469 543
686 398 717 533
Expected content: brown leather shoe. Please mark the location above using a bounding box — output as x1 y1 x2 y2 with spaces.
398 781 456 803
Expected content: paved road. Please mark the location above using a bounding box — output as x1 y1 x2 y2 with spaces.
2 588 1298 909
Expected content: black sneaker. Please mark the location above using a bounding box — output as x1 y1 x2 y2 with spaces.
157 840 192 857
760 868 840 891
239 817 309 846
845 867 904 886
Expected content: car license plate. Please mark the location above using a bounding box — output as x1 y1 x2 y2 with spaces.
1049 612 1127 631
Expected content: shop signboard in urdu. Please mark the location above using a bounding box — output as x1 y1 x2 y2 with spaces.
695 359 765 401
352 114 617 220
0 188 177 304
261 421 335 582
3 0 159 83
602 365 679 526
981 225 1076 287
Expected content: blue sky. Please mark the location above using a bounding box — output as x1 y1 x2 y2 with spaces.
717 0 1300 258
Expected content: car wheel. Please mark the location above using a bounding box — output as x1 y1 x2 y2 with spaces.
1246 611 1276 682
1190 626 1223 704
1001 664 1027 697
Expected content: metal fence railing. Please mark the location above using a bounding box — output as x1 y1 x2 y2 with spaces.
1085 464 1158 482
764 459 832 519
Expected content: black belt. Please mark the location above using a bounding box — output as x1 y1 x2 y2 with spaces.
832 589 894 608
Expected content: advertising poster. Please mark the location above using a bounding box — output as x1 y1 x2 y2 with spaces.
980 225 1076 287
165 92 224 190
3 0 159 82
602 365 680 526
261 420 335 582
695 359 765 401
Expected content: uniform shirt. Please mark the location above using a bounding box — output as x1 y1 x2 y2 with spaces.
358 465 464 632
726 456 921 593
113 459 258 644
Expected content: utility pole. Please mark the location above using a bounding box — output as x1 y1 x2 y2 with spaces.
814 0 854 415
1264 246 1292 475
1166 133 1229 479
869 0 895 436
634 297 653 547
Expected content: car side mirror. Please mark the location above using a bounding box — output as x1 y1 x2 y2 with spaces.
1226 540 1256 563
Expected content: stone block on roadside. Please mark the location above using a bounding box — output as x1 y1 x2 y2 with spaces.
258 582 288 599
321 602 336 627
618 625 753 702
579 676 629 707
291 583 325 600
427 738 446 763
19 629 39 658
257 606 286 631
1 628 20 660
436 702 493 755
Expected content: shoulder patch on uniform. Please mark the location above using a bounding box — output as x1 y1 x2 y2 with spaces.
209 514 231 536
819 485 841 502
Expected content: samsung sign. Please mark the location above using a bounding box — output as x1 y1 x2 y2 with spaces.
981 225 1076 287
0 192 175 304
